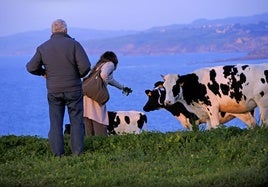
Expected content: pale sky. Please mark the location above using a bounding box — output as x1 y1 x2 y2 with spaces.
0 0 268 37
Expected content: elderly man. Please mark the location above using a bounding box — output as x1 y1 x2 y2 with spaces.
26 19 91 156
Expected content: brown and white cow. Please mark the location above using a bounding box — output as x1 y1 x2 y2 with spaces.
143 81 256 130
162 64 268 129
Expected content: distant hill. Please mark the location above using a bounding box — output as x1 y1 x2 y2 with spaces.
191 12 268 25
83 21 268 56
1 13 268 59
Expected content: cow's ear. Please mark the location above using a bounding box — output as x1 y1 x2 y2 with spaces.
154 81 164 87
177 75 184 86
145 90 152 96
161 74 165 80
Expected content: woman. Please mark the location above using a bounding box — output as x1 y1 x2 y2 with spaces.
83 51 132 136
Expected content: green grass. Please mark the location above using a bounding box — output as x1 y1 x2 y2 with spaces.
0 127 267 187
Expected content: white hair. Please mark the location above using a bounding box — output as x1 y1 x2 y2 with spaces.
51 19 67 33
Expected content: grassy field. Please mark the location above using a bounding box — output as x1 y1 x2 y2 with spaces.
0 127 267 187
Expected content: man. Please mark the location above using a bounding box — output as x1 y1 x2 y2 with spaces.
26 19 91 156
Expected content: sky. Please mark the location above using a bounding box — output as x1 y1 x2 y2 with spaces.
0 0 268 37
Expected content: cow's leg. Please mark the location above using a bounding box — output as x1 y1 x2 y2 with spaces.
175 115 193 130
231 112 257 129
256 97 268 127
185 119 193 131
258 106 268 127
208 107 220 129
205 119 212 130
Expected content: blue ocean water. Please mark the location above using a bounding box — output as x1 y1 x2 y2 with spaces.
0 53 267 138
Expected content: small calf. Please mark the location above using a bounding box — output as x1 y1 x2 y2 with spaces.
107 111 147 135
64 110 147 135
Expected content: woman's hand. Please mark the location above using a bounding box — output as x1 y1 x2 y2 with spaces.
122 87 132 96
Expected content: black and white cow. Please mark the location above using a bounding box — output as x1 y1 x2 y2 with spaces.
107 111 147 135
64 110 147 135
143 81 198 130
162 64 268 129
143 81 256 130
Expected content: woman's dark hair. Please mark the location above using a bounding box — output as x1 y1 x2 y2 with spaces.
91 51 118 72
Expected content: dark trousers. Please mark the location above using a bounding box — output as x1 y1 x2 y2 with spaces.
84 117 107 136
47 90 84 156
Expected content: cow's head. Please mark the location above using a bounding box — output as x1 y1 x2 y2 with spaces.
162 74 182 105
143 81 166 112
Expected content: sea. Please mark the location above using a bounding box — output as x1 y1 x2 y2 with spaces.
0 53 267 138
